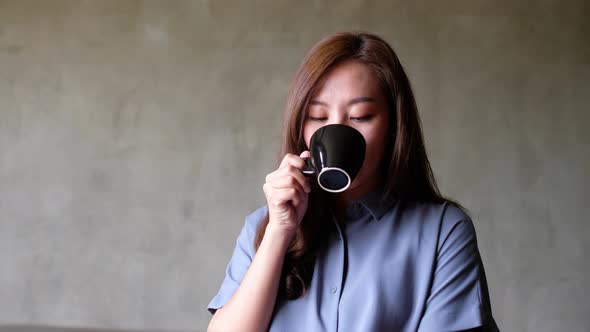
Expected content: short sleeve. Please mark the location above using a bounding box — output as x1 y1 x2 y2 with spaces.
207 206 267 314
418 209 499 332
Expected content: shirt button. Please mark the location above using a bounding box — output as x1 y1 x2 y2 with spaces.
330 286 338 294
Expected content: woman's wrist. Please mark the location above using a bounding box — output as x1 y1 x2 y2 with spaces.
264 222 296 248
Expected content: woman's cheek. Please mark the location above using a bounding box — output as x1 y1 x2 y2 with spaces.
365 135 384 168
361 132 377 151
302 125 314 148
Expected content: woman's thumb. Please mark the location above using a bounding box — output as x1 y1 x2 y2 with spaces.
300 150 311 159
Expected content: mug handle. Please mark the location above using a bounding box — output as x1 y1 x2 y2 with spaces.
301 157 316 177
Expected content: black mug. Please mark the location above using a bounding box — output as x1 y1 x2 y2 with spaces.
301 124 366 193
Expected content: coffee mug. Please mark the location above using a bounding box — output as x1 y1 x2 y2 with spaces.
301 124 366 193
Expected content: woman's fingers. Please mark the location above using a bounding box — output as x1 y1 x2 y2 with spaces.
265 164 311 193
263 186 302 208
299 150 311 159
264 152 312 208
276 166 310 192
279 153 306 169
263 152 312 228
269 174 307 192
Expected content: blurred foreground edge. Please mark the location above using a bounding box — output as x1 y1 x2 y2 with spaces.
0 325 197 332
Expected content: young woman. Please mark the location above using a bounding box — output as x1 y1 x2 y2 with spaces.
207 32 499 332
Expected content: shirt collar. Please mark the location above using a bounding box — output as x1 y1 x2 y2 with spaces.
356 186 397 221
331 185 396 222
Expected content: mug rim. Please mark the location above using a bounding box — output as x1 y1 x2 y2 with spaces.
317 167 351 193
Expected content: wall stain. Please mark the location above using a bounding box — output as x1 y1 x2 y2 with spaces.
0 45 22 54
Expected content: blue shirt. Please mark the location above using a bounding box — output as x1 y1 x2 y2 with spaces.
208 190 499 331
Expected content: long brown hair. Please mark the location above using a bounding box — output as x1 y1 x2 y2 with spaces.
254 31 457 300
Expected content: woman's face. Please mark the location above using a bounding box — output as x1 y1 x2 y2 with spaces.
303 60 391 200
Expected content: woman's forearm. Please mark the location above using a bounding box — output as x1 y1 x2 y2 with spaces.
207 226 292 332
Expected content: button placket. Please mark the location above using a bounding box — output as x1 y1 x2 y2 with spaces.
331 215 346 331
330 219 345 297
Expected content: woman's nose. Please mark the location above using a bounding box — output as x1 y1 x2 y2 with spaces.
327 114 347 125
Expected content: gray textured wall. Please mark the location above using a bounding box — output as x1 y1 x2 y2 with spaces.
1 1 588 331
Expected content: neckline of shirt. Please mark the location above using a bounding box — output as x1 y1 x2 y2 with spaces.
335 186 397 221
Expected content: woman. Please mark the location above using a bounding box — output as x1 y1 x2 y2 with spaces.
207 32 499 332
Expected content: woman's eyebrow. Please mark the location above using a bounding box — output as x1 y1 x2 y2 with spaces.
347 97 376 106
309 97 376 107
309 100 328 106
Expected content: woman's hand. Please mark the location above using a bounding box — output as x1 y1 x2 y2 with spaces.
263 151 311 238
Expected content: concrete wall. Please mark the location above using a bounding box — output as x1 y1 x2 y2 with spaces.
1 1 588 331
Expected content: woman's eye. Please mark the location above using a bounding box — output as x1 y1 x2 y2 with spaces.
350 115 373 122
308 117 327 122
